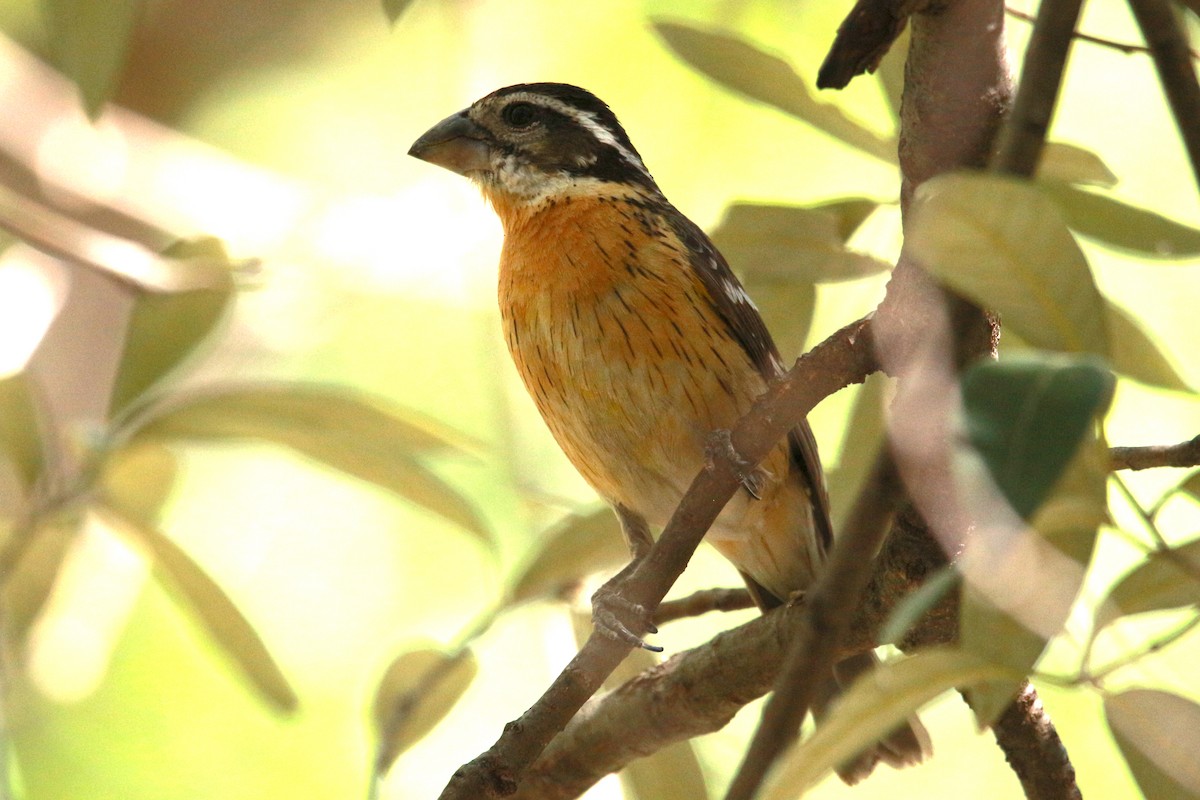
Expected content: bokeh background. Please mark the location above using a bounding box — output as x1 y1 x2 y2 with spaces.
0 1 1198 798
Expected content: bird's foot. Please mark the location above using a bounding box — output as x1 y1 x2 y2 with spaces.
705 428 765 499
591 581 663 653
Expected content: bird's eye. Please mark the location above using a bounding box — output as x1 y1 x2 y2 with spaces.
502 102 538 129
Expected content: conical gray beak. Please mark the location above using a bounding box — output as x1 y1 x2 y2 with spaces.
409 111 492 176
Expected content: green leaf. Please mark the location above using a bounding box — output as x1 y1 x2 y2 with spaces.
509 508 628 604
879 567 960 646
711 201 890 283
652 21 896 163
134 386 490 542
1040 182 1200 258
1098 538 1200 628
874 25 907 124
961 354 1115 519
373 647 477 771
1038 143 1118 187
40 0 145 117
1106 302 1194 393
1 516 77 643
100 442 297 711
622 740 711 800
110 238 236 416
761 649 1019 798
826 373 890 531
1106 689 1200 799
960 432 1109 724
0 373 44 492
908 172 1109 356
743 279 814 367
382 0 414 24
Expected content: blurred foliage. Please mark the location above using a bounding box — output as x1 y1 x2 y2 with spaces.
0 1 1198 800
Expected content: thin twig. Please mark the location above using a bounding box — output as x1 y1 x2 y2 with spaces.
1006 6 1200 58
436 316 879 800
992 0 1086 175
723 452 904 800
652 588 755 625
1111 435 1200 471
1128 0 1200 189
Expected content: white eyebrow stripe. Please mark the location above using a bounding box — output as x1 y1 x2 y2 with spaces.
505 92 652 180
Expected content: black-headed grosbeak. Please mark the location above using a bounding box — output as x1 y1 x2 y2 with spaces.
409 83 927 782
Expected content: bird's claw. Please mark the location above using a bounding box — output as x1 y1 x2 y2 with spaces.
591 584 663 652
705 429 765 499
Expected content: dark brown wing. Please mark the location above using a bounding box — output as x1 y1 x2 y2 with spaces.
665 210 834 554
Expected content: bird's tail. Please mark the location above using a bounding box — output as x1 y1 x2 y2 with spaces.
812 651 932 784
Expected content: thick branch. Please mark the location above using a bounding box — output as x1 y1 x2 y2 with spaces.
988 683 1082 800
1111 435 1200 470
1127 0 1200 189
436 316 879 800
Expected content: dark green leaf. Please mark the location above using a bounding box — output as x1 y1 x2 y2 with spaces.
761 649 1019 798
1038 143 1118 187
826 374 890 530
1106 302 1194 393
908 173 1108 356
1040 181 1200 258
40 0 145 117
711 201 890 284
1106 689 1200 799
509 508 627 604
879 567 960 645
134 386 490 541
960 433 1108 724
382 0 414 25
961 354 1114 519
110 238 236 416
0 373 44 492
1099 538 1200 628
373 647 477 771
100 446 298 712
652 21 896 163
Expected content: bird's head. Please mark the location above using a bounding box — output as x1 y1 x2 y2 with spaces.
409 83 659 207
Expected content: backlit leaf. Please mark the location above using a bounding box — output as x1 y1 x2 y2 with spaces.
652 21 896 163
0 373 44 492
373 647 477 771
1040 182 1200 258
960 431 1109 725
1 516 77 643
101 444 297 712
761 649 1019 798
110 238 236 417
711 201 890 284
1106 302 1194 393
1098 538 1200 629
41 0 145 117
1038 143 1118 187
382 0 414 25
907 172 1109 356
134 385 490 541
1107 689 1200 799
961 354 1114 519
826 373 890 530
743 279 814 367
509 508 627 604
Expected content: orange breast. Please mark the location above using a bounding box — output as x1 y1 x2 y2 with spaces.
497 192 751 508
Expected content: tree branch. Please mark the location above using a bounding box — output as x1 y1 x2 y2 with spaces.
817 0 932 90
988 683 1082 800
1110 435 1200 470
652 588 755 626
1127 0 1200 189
436 316 879 799
1005 6 1200 58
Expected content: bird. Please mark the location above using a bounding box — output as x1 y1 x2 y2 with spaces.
409 82 928 782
